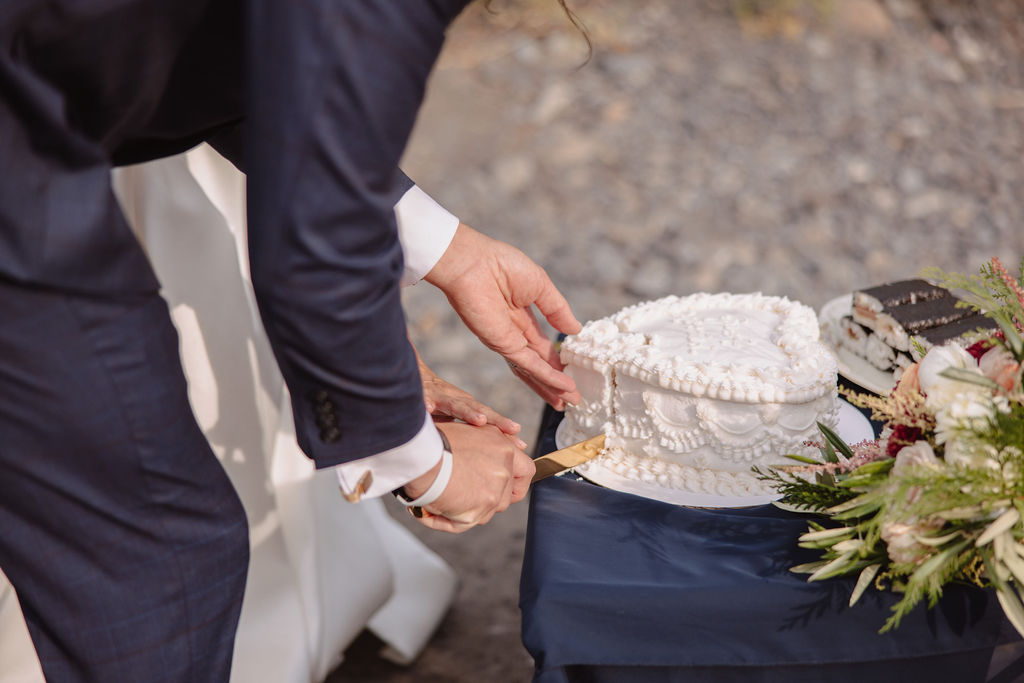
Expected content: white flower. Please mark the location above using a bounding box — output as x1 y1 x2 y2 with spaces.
943 437 1000 470
917 343 985 411
881 521 933 565
943 391 995 421
934 391 997 443
892 441 940 475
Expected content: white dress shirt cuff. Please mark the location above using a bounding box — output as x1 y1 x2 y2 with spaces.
335 409 443 499
395 185 459 287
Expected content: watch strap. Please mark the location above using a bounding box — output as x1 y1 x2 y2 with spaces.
394 430 453 509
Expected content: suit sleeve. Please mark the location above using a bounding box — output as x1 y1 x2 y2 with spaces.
245 0 469 469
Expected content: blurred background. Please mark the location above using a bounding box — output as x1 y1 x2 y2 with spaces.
331 1 1024 681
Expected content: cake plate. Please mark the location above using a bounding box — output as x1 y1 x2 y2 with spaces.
818 294 897 395
553 400 875 508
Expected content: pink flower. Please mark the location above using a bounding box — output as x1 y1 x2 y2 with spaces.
880 511 942 565
784 440 888 475
992 257 1024 320
892 441 940 475
880 520 941 565
979 346 1022 392
892 362 921 397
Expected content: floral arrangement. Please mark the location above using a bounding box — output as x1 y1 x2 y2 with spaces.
757 256 1024 635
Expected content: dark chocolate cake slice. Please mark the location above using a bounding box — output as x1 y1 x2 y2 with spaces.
910 313 1000 359
873 296 973 352
852 279 950 328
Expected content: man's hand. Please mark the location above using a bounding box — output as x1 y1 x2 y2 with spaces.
424 223 582 410
402 422 535 533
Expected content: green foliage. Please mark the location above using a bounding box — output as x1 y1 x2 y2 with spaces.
992 402 1024 453
760 256 1024 638
766 428 1024 634
754 466 855 511
923 258 1024 360
880 540 977 633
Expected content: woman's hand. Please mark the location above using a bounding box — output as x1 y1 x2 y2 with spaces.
416 348 528 450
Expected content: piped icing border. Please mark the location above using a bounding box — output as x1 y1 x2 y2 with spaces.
561 292 837 404
576 448 794 497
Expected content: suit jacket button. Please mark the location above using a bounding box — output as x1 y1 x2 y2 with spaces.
314 400 336 416
317 412 338 427
310 389 330 403
321 427 341 443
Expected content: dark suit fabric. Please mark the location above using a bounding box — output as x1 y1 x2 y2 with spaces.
0 0 468 679
1 0 469 467
244 1 464 466
0 283 250 681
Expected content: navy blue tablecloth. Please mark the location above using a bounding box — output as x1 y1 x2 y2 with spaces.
520 408 1020 683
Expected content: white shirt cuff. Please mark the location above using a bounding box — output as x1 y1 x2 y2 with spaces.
335 409 443 499
395 185 459 287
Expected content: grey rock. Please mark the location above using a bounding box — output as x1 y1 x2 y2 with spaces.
490 155 535 195
627 256 675 299
904 190 948 219
600 52 657 89
897 167 926 192
531 82 574 125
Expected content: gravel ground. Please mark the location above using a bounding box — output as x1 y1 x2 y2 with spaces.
328 1 1024 681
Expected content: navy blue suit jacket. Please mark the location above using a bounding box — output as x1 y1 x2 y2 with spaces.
0 0 470 467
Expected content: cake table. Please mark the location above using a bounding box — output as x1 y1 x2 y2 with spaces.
520 401 1023 683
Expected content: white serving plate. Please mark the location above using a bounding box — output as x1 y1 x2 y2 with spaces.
554 400 875 508
818 294 897 396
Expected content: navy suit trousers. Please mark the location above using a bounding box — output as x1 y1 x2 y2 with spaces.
0 281 249 682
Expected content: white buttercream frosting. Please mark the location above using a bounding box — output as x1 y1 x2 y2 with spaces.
560 292 839 498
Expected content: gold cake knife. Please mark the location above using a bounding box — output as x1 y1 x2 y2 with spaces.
531 434 606 483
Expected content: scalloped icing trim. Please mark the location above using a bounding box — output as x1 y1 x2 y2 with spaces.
638 392 839 462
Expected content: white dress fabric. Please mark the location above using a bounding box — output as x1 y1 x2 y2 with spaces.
0 145 457 683
0 570 44 683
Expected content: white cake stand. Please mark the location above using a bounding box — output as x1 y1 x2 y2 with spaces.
553 400 875 508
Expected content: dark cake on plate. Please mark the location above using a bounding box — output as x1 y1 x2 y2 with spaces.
824 279 998 384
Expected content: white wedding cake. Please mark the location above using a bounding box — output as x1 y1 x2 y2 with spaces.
559 292 840 501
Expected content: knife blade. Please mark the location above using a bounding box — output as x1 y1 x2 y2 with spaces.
531 434 606 483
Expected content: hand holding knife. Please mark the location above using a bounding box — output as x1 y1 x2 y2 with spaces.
407 433 604 520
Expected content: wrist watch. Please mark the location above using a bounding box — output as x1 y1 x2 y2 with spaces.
393 429 454 517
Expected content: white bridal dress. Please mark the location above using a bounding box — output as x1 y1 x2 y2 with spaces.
0 145 457 683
